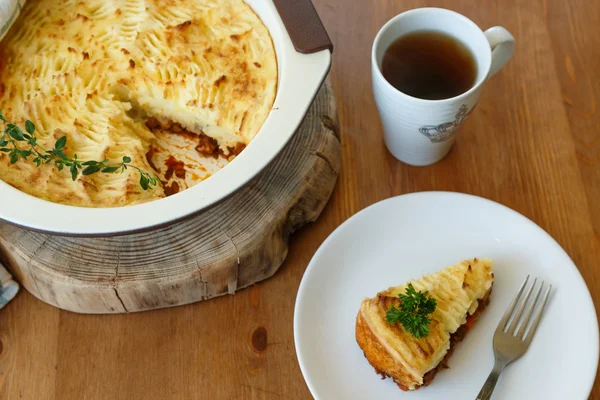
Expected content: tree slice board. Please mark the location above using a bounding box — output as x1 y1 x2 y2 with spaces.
0 80 340 314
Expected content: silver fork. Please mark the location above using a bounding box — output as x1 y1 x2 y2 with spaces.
476 276 552 400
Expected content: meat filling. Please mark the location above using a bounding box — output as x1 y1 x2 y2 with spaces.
419 291 492 388
145 117 246 159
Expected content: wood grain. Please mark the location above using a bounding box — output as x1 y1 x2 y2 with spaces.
1 0 599 398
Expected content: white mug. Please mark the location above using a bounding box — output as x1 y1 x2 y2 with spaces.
372 8 515 166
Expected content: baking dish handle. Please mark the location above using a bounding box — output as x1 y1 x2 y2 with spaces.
272 0 333 54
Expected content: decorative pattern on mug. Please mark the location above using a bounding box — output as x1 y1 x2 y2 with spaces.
419 104 474 143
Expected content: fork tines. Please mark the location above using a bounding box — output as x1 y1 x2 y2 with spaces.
499 275 552 342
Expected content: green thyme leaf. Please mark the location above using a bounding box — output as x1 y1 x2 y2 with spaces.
52 149 67 159
70 164 78 181
54 136 67 150
7 126 24 141
102 166 120 173
82 164 101 175
122 156 132 163
140 174 149 190
25 120 35 135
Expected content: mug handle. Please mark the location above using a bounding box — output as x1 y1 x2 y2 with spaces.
484 26 515 78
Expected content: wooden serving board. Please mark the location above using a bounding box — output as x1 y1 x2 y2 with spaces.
0 80 340 314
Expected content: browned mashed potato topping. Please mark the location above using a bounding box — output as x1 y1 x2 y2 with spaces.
0 0 277 207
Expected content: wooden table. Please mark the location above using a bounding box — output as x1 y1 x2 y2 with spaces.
1 0 599 398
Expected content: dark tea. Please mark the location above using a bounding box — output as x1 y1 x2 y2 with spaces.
381 30 477 100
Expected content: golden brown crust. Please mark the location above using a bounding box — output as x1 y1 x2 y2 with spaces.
356 310 417 391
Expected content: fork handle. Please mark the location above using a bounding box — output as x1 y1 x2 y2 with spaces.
476 360 507 400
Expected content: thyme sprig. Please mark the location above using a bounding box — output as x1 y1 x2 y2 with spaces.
0 110 158 190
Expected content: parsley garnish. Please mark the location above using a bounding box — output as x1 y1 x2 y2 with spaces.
385 283 437 339
0 110 158 190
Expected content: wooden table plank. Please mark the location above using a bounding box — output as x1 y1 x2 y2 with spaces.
544 0 600 237
0 295 59 400
1 0 599 399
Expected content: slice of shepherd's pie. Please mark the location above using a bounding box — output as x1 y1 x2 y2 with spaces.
356 258 494 391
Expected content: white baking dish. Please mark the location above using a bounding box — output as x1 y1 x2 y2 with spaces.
0 0 332 235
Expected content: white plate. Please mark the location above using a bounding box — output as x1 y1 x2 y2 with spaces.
0 0 331 235
294 192 599 400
